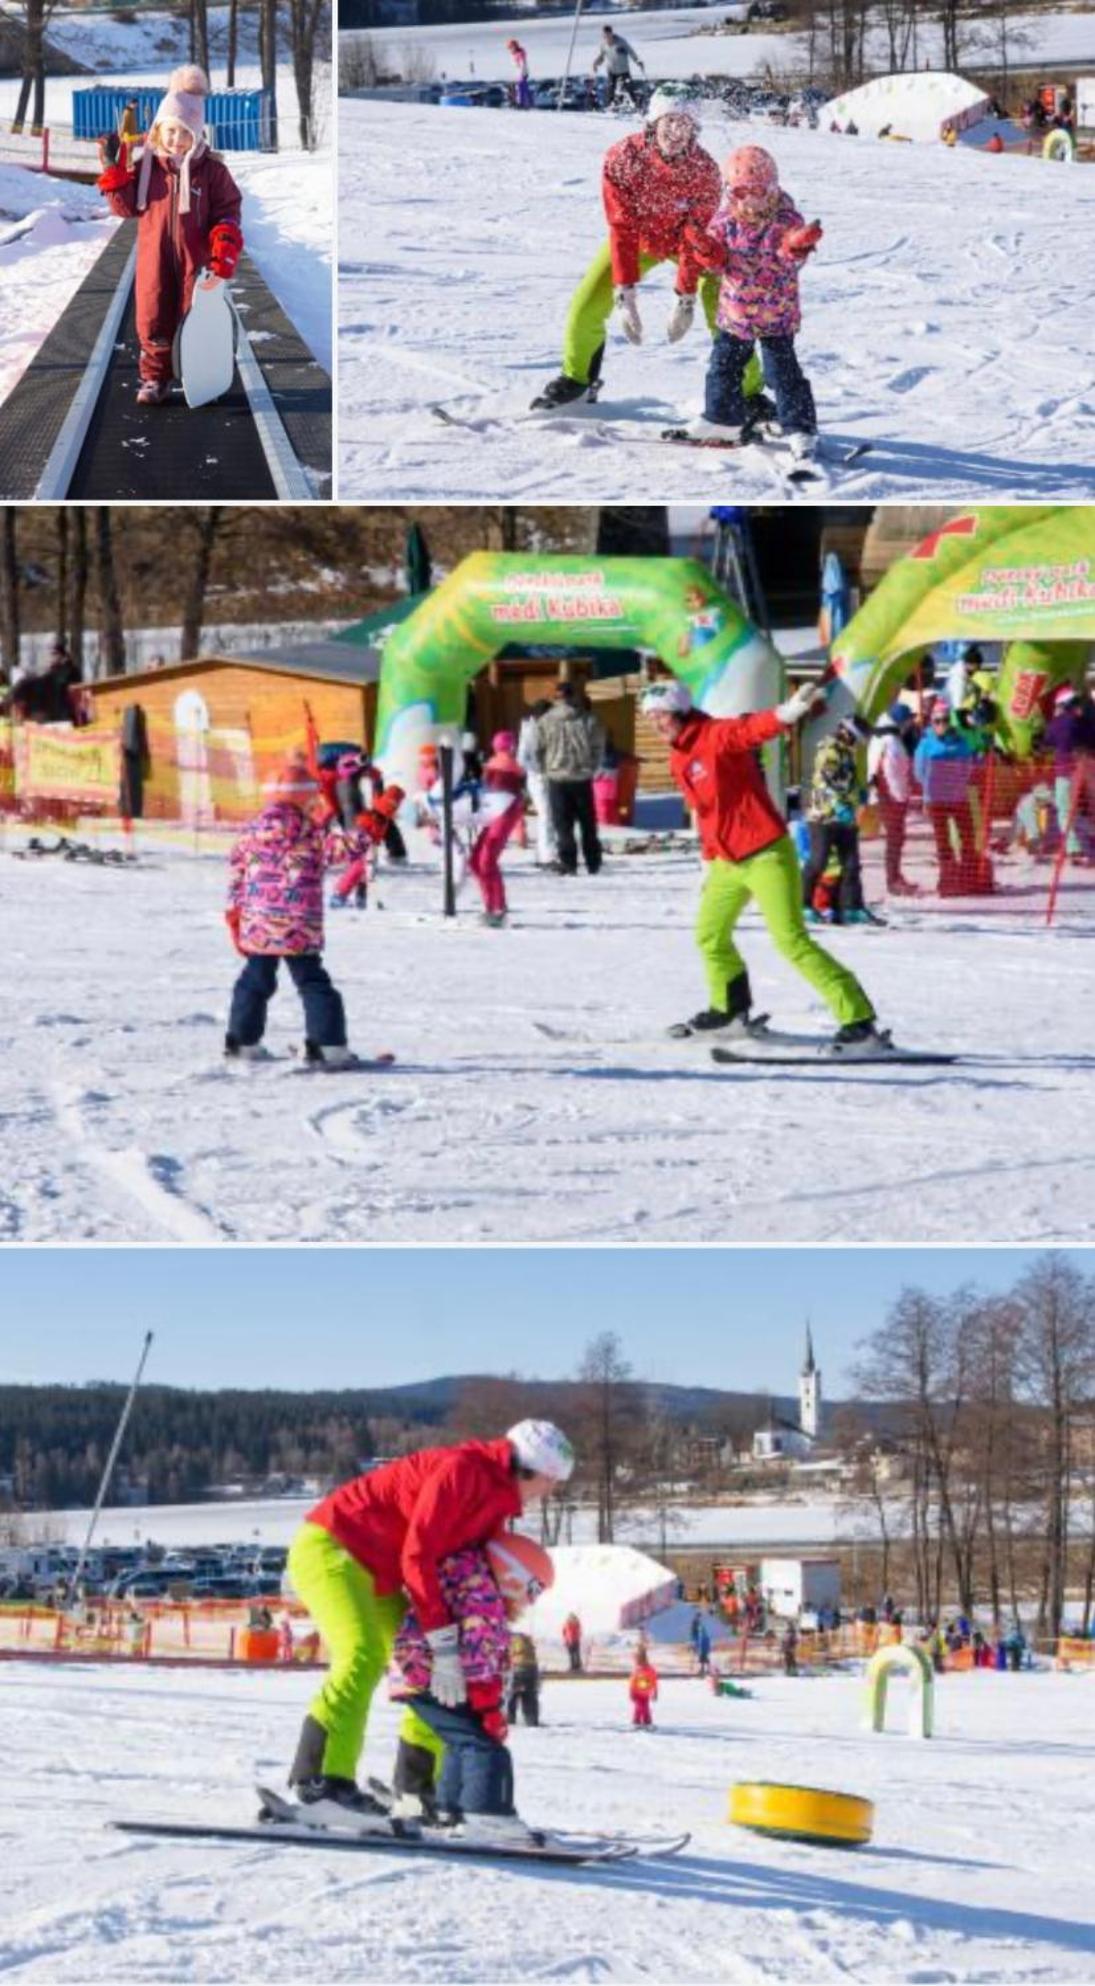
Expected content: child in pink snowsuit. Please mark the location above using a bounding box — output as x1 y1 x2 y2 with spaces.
468 732 526 926
630 1654 658 1727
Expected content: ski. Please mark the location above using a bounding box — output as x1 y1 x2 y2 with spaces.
363 1778 689 1858
112 1816 638 1867
224 1050 396 1074
710 1029 956 1067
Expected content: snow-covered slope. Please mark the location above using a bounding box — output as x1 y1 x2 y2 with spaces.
4 822 1094 1245
339 98 1095 501
4 1657 1094 1982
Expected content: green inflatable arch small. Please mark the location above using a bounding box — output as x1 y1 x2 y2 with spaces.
374 552 786 790
864 1642 935 1740
825 506 1094 757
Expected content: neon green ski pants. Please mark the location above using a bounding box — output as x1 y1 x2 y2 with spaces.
288 1521 406 1781
563 241 763 397
696 838 875 1025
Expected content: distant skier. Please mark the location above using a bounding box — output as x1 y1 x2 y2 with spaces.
640 680 881 1046
591 24 645 109
284 1421 574 1821
629 1651 659 1727
506 38 532 109
467 731 527 925
96 66 243 407
801 719 877 924
223 750 399 1066
682 144 821 459
531 95 764 414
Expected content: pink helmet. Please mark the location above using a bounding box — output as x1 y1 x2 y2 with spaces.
491 729 516 754
723 145 779 194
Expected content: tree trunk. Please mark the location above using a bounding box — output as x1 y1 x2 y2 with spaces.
55 509 68 651
261 0 279 149
191 0 210 78
1 509 20 675
95 509 126 677
180 508 222 659
69 509 88 679
227 0 238 87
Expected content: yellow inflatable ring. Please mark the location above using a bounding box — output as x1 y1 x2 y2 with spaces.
729 1781 874 1847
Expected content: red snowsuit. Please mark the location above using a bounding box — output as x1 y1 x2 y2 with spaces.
99 148 243 385
630 1660 658 1726
602 131 722 294
666 708 789 862
308 1440 523 1634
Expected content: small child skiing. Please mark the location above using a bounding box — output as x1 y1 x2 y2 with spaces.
96 66 243 406
629 1651 659 1727
389 1533 554 1845
506 38 532 109
224 749 399 1067
684 145 821 457
467 731 527 927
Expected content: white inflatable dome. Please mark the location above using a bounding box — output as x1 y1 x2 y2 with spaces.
826 71 990 143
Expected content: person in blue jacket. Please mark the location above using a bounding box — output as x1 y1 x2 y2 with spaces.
913 700 986 895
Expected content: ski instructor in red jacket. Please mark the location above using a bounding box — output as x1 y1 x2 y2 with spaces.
641 680 880 1046
532 92 763 412
286 1421 575 1818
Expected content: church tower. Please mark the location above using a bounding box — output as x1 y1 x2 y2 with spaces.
800 1324 821 1440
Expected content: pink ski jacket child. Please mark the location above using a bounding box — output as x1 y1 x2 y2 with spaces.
691 146 821 339
227 754 363 956
391 1546 512 1731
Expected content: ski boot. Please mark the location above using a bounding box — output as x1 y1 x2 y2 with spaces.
788 430 819 464
444 1811 546 1848
480 910 507 928
293 1775 388 1815
303 1040 360 1070
844 906 887 926
531 343 603 412
668 973 756 1040
224 1035 273 1063
832 1018 889 1049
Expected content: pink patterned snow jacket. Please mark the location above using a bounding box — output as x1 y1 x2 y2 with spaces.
699 189 809 340
227 801 357 955
390 1547 511 1700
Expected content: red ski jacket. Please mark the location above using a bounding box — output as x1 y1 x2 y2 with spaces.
667 708 789 864
602 132 722 291
308 1439 524 1634
99 149 242 324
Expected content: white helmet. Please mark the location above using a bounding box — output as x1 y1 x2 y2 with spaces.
646 88 702 129
640 680 693 717
507 1419 575 1483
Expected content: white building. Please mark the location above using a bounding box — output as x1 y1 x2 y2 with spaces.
752 1326 824 1462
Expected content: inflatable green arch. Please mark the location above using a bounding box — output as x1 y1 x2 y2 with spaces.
824 507 1094 756
374 552 785 788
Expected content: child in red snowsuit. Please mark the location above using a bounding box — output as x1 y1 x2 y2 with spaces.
630 1655 659 1727
467 732 526 926
97 66 243 405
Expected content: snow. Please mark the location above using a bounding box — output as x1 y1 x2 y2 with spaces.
338 96 1095 501
4 1655 1095 1982
4 815 1095 1246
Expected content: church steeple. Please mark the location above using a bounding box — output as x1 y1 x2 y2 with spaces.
800 1323 821 1439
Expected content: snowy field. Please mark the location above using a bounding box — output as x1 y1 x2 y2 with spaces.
339 96 1095 502
4 821 1095 1246
348 3 1095 83
4 1657 1094 1984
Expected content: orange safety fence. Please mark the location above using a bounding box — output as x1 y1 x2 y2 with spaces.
0 1600 323 1667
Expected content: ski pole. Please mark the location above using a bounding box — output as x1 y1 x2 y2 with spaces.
558 0 586 111
440 740 456 917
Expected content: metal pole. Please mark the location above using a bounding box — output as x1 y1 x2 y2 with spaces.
439 741 456 918
68 1331 154 1602
558 0 586 111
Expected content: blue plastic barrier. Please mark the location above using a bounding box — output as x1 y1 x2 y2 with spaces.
73 86 275 151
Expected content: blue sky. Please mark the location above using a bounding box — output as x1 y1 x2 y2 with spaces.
0 1248 1069 1396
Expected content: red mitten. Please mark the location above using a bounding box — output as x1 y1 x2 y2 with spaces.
97 161 133 193
209 220 243 280
374 783 405 820
782 221 823 261
225 908 246 956
481 1707 509 1744
682 221 726 271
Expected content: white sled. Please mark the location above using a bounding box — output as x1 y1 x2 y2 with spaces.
177 270 235 409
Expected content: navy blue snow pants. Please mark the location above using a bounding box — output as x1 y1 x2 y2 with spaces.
411 1696 516 1817
705 331 817 434
227 954 346 1049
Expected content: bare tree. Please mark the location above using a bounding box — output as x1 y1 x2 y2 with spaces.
260 0 280 150
1013 1255 1095 1637
55 510 68 653
95 510 126 678
69 510 88 680
572 1331 638 1545
189 0 210 79
288 0 327 149
180 509 223 660
0 509 19 676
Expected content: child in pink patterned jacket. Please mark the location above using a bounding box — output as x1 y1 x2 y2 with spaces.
224 750 388 1067
387 1537 552 1844
684 145 822 457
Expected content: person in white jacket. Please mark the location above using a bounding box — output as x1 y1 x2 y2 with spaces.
868 704 918 896
517 700 557 866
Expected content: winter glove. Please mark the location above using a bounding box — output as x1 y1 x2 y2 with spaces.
425 1625 467 1708
480 1707 509 1744
208 220 244 281
666 293 695 343
776 684 827 726
614 286 643 345
781 220 823 261
373 783 405 820
682 222 726 272
225 908 246 956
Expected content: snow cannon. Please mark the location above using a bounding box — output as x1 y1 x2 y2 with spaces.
729 1782 874 1848
486 1534 555 1610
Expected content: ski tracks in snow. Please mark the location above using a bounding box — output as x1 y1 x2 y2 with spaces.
48 1079 230 1245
